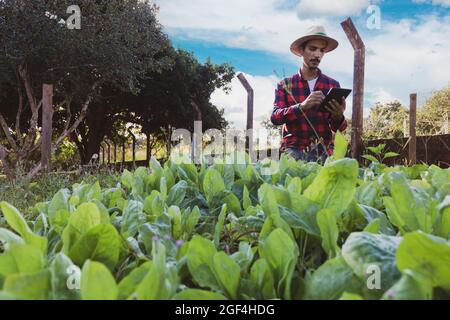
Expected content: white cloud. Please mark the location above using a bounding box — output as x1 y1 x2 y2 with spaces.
412 0 450 8
156 1 450 127
297 0 371 18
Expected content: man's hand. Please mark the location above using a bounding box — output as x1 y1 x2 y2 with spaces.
300 91 325 111
326 97 346 121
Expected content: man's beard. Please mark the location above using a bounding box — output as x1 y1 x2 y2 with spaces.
308 59 320 69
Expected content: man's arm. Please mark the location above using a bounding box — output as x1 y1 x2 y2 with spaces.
270 81 303 126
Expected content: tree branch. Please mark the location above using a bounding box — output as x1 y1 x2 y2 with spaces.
15 72 24 144
0 113 19 151
53 81 100 151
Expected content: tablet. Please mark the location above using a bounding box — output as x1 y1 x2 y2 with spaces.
318 88 352 112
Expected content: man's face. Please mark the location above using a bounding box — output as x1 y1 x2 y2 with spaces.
299 39 328 70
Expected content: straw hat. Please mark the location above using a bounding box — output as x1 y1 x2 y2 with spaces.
290 26 339 57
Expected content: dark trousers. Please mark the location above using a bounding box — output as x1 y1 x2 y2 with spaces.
282 146 329 164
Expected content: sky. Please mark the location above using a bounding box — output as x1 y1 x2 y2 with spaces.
153 0 450 131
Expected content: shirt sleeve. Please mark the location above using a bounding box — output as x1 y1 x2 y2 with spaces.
270 81 303 126
329 81 348 132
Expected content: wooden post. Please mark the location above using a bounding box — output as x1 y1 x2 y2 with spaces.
114 143 117 164
101 145 105 164
146 133 151 162
409 93 417 165
341 18 365 163
128 129 136 167
237 73 254 160
41 84 53 172
105 141 111 165
191 101 203 164
122 143 126 164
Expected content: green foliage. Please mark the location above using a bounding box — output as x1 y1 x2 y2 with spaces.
0 154 449 300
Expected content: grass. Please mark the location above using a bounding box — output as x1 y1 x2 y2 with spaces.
0 166 120 219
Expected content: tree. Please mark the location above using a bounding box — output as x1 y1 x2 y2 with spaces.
69 48 234 164
417 86 450 136
363 101 408 140
0 0 171 179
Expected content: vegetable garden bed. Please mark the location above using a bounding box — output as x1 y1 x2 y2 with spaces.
0 134 449 300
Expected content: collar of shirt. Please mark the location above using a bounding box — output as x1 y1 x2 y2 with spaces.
298 68 322 82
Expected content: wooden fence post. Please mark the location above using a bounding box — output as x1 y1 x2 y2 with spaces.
122 143 126 165
114 143 117 164
341 18 365 163
128 129 136 168
105 141 111 165
409 93 417 165
146 133 151 162
237 73 254 161
101 145 105 165
41 84 53 172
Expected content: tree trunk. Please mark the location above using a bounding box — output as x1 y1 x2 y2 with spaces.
82 104 109 164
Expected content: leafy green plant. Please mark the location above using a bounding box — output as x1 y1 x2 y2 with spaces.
0 153 449 300
363 144 400 164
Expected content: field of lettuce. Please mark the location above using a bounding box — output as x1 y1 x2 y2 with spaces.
0 135 449 300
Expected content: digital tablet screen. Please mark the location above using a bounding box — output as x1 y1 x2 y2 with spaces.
318 88 352 112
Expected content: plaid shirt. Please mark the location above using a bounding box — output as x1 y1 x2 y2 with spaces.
271 68 347 154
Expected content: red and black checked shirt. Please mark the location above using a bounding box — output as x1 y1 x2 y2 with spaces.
271 68 347 154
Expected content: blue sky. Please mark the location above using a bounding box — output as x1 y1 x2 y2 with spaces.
169 0 449 76
155 0 450 130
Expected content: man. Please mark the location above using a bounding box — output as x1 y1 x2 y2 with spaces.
271 26 347 163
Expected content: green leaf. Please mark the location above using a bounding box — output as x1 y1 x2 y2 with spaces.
81 260 118 300
260 228 299 299
0 244 45 278
396 231 450 290
49 253 81 300
242 185 252 210
47 189 71 233
186 236 220 290
182 206 200 239
69 224 122 271
342 232 402 293
362 155 379 163
230 242 254 274
383 173 438 234
304 256 362 300
0 202 47 254
222 192 241 215
304 159 359 217
383 152 399 159
3 269 50 300
168 206 182 240
437 196 450 239
382 270 433 300
172 289 227 300
120 200 146 239
203 167 225 196
363 218 381 234
117 262 153 300
249 259 277 300
62 202 102 254
213 204 227 249
212 251 240 299
134 242 178 300
167 180 188 207
0 228 25 248
317 209 340 258
339 292 363 300
356 204 396 236
333 131 348 160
